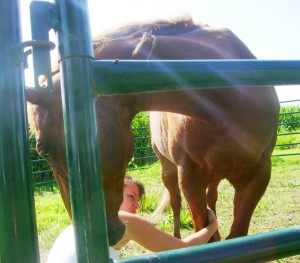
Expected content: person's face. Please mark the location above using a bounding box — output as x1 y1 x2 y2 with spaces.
119 183 141 214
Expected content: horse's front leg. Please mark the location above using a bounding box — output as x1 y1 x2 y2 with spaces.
207 180 221 241
152 144 182 238
162 163 181 239
98 107 135 245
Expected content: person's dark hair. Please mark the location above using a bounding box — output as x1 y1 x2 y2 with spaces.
124 175 145 208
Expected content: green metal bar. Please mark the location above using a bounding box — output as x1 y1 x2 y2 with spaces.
279 111 300 115
278 121 300 127
118 226 300 263
272 153 300 157
0 0 40 262
54 0 109 262
280 99 300 104
277 132 300 136
30 1 55 91
275 142 300 147
93 60 300 95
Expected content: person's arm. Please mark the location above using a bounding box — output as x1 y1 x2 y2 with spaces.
117 209 218 252
181 209 218 246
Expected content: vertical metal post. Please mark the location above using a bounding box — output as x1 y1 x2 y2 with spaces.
54 0 109 262
0 0 40 262
30 1 54 91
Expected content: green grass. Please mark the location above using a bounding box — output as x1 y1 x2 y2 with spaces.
34 189 71 261
35 154 300 262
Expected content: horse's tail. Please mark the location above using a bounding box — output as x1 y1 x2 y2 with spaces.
151 188 170 218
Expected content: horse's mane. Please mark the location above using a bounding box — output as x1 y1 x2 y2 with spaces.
93 15 199 41
93 15 202 52
48 16 201 76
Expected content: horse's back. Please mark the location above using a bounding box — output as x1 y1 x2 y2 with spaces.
95 16 255 60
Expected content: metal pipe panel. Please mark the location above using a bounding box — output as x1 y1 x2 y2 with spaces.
118 226 300 263
54 0 109 262
0 0 40 262
93 60 300 95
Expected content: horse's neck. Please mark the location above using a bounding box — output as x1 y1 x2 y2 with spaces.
94 25 258 121
123 89 224 121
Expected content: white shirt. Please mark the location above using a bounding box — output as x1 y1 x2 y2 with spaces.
46 225 121 263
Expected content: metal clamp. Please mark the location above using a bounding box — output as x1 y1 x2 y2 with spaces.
18 40 55 66
29 1 56 91
18 40 56 91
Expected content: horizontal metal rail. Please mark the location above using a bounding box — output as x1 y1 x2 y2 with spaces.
277 132 300 136
279 111 300 115
276 142 300 147
280 99 300 104
32 169 52 175
278 121 300 126
118 226 300 263
93 60 300 95
273 153 300 157
33 180 56 187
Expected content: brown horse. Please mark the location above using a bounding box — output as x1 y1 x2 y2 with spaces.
150 103 279 240
26 16 280 245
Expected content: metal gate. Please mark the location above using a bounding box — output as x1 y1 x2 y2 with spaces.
0 0 299 262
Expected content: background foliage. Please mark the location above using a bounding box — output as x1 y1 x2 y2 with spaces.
31 104 300 185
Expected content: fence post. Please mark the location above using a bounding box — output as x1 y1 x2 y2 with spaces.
0 0 40 262
53 0 110 261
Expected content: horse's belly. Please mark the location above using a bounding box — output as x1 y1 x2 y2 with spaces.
150 111 174 161
151 111 274 182
170 120 264 181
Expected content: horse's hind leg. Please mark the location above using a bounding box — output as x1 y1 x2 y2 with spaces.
207 180 221 241
179 164 208 233
162 159 182 238
154 145 182 238
227 150 273 239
